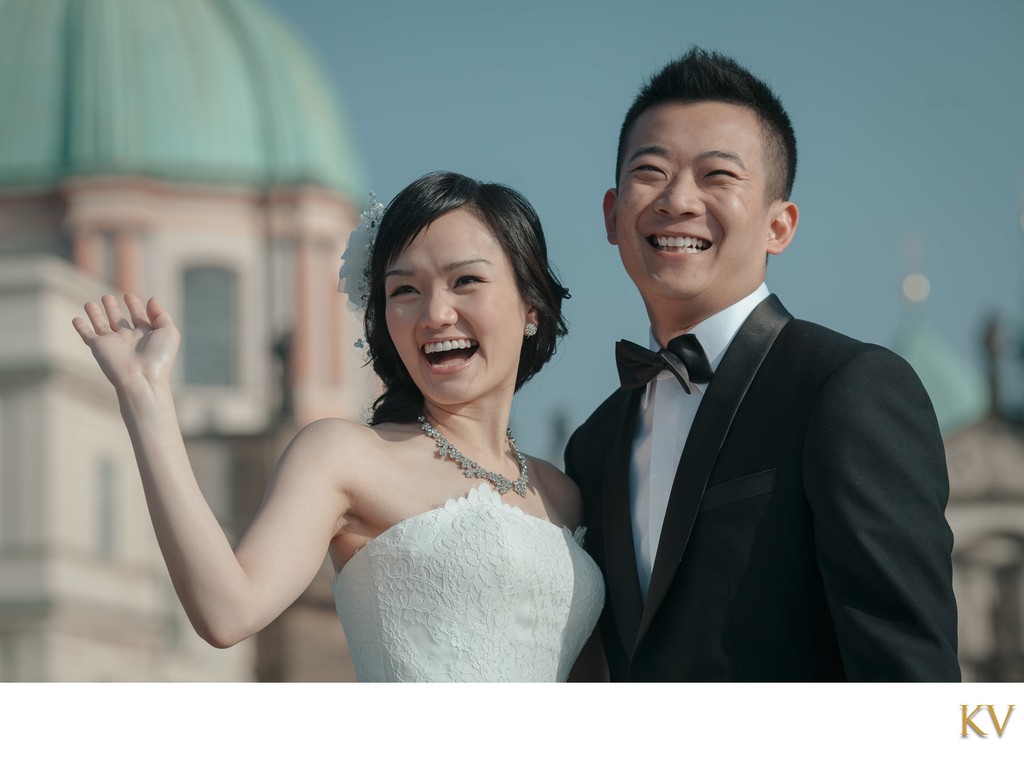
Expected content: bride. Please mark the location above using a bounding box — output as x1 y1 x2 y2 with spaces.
72 171 605 682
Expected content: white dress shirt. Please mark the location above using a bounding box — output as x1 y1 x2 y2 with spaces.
630 283 770 600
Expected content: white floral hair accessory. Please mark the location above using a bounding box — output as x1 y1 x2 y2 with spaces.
338 191 385 310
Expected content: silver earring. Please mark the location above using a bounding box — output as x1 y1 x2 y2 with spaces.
524 323 538 337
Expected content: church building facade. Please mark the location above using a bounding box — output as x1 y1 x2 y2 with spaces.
0 0 372 681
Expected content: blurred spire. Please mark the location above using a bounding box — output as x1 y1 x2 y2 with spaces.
891 233 988 434
900 234 930 311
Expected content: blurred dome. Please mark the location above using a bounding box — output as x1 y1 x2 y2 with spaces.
0 0 363 194
892 315 989 435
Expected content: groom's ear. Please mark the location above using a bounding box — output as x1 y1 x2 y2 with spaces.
766 200 798 256
602 189 619 245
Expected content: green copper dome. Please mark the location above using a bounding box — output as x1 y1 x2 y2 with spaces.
0 0 363 194
891 314 989 435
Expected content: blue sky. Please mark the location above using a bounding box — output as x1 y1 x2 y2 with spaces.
265 0 1024 460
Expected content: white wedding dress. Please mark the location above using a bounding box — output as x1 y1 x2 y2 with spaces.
332 483 605 682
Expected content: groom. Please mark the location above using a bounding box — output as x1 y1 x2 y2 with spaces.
565 48 960 681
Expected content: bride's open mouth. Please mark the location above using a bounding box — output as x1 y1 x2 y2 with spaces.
423 338 479 367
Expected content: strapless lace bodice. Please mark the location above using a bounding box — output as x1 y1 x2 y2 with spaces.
332 484 605 682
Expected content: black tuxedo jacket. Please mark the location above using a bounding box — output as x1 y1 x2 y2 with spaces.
565 295 960 681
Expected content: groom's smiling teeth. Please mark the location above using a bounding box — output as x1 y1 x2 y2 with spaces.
649 235 712 252
423 339 479 366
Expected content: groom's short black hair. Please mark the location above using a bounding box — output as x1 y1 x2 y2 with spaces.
615 48 797 201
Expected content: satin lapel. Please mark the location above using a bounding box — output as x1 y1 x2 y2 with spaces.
635 295 793 648
602 388 646 656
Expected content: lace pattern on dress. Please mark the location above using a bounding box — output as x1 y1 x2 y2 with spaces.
332 484 604 682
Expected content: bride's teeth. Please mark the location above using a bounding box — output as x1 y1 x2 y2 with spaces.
425 339 475 354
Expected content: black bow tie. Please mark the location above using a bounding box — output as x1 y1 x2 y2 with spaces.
615 334 713 393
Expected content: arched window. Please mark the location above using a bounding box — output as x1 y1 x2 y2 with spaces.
182 266 238 386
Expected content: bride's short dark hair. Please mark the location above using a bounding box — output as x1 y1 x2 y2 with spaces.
364 171 569 425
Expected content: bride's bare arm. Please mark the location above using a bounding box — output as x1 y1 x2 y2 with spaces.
72 293 350 648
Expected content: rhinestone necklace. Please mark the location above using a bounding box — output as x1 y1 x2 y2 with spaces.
418 416 529 497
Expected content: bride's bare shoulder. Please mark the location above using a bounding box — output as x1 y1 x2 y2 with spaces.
278 418 380 468
285 418 419 464
290 416 370 447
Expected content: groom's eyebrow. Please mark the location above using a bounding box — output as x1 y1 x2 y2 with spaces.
626 145 747 169
626 145 669 164
700 149 746 168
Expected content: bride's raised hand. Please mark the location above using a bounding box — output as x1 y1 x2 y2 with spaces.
72 293 181 393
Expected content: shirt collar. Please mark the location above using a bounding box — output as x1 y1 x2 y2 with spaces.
646 282 771 387
690 282 770 372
